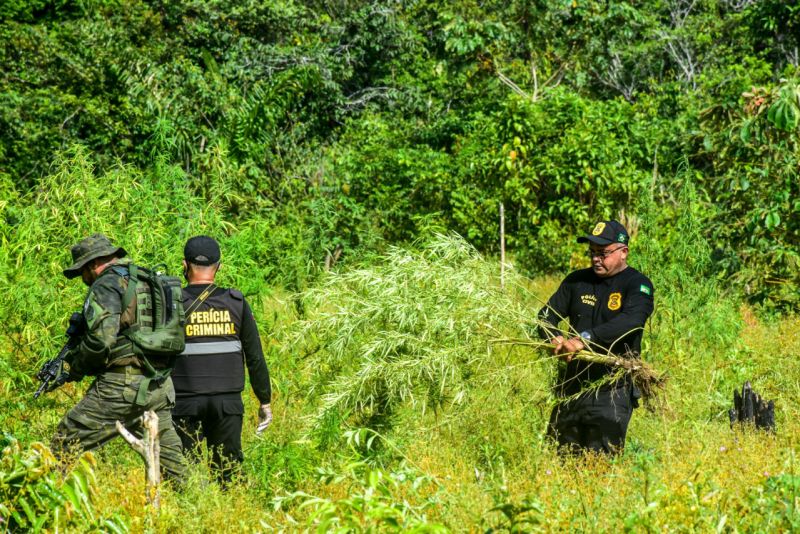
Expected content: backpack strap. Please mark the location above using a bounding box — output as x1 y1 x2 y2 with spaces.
121 264 138 312
120 265 142 337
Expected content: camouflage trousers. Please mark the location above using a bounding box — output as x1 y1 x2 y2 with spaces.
51 368 187 484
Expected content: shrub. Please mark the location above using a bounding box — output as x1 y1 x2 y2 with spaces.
268 429 447 532
0 441 127 532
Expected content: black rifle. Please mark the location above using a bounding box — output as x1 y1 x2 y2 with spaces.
34 312 85 399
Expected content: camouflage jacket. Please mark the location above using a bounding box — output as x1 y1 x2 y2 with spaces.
67 259 138 376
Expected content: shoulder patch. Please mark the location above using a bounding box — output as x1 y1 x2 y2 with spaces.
229 289 243 300
640 284 652 295
84 299 106 329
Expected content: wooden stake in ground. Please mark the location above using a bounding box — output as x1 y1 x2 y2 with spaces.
499 202 505 289
116 411 161 509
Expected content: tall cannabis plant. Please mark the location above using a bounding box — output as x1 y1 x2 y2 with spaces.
294 233 541 434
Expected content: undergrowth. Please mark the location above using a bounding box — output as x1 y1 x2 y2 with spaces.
1 167 798 531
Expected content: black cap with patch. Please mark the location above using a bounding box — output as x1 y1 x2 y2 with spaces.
184 235 221 265
577 220 629 246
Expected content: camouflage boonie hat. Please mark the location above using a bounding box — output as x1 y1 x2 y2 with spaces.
63 234 127 279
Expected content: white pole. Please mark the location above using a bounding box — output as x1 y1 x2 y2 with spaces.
500 202 505 289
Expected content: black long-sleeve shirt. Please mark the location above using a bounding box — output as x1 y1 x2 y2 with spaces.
538 266 654 394
238 296 272 404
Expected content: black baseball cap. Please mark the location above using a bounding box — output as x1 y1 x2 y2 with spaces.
184 235 221 265
577 220 629 246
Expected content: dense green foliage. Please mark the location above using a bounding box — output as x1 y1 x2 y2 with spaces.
1 0 798 307
1 1 800 531
295 234 533 436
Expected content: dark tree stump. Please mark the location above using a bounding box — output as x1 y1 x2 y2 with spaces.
728 381 775 432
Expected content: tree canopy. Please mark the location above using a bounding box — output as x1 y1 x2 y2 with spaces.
1 0 798 306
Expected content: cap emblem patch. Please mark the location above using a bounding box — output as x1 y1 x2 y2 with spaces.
592 222 606 236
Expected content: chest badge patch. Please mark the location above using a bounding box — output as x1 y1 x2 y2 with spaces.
607 292 622 310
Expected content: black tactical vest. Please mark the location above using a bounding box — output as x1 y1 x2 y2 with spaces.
171 286 245 396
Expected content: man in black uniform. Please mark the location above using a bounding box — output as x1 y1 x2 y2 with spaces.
171 236 273 482
538 220 654 455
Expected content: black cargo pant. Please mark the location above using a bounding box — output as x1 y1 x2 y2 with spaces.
172 392 244 483
547 385 634 455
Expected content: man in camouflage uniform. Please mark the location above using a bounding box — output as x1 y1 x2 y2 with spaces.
50 234 186 483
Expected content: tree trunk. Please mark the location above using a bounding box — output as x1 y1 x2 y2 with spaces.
116 410 161 509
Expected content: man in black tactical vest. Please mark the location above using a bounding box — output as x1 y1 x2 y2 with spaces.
171 236 272 483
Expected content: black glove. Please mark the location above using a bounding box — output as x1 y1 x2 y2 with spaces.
44 360 80 392
67 312 87 338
